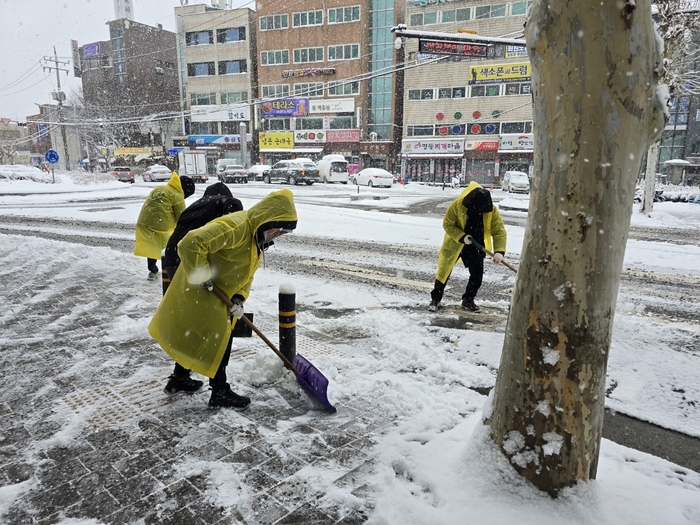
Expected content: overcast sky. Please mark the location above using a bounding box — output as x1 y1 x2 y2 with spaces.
0 0 249 122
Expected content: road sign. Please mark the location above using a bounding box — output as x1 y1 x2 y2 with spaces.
45 149 59 164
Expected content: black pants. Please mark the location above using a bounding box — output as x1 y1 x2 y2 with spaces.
431 246 485 303
147 258 159 273
164 262 233 392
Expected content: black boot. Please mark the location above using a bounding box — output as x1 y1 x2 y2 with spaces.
164 375 203 394
208 388 251 409
461 298 480 313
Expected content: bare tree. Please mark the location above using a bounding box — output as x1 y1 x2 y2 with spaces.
487 0 666 496
639 0 700 213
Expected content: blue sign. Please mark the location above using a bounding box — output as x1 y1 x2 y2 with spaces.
45 149 59 164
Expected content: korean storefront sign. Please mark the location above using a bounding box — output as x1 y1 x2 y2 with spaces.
191 104 249 122
188 135 252 145
309 98 354 114
464 141 498 151
499 134 534 151
294 131 326 144
468 62 530 84
259 132 294 150
281 67 336 79
401 139 465 155
261 98 309 117
326 129 360 143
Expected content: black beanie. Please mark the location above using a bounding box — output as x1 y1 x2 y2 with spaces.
180 176 195 198
462 188 493 214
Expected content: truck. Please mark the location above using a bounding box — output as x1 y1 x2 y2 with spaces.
177 150 209 183
316 154 349 184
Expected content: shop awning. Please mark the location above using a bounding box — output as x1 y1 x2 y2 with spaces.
407 154 464 159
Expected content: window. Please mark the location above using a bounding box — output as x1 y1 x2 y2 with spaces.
294 83 324 97
438 88 452 99
407 125 434 136
329 117 353 129
408 89 421 100
328 80 359 96
452 87 466 98
442 10 456 22
262 84 289 98
486 85 500 96
261 50 289 66
456 8 470 21
328 44 359 61
259 14 288 30
218 60 247 75
410 13 423 26
491 4 506 17
190 93 216 106
187 62 215 77
505 82 531 95
298 118 323 130
467 122 500 135
424 12 438 24
501 122 526 133
328 6 360 24
221 91 248 104
512 1 528 15
190 122 217 134
186 31 213 46
420 89 434 100
217 27 246 43
293 10 323 27
475 6 491 19
221 121 246 134
264 118 290 131
294 47 324 64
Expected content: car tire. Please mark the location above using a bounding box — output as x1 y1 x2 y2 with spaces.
508 187 512 193
368 180 373 187
352 178 358 185
306 181 314 185
264 175 270 184
289 176 297 185
341 181 347 185
323 177 328 183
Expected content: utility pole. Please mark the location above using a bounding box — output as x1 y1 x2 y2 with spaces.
43 47 71 171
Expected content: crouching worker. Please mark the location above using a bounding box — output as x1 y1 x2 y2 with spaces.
149 189 298 409
428 181 506 313
160 182 244 395
134 172 196 280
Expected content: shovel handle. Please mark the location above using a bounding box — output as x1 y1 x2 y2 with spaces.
466 235 518 274
210 284 299 375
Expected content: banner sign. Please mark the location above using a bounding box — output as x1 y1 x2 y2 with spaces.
259 132 294 150
309 98 354 114
188 134 252 145
419 39 487 58
468 62 530 84
71 40 82 77
82 42 102 58
401 139 464 155
261 98 309 117
191 104 249 122
465 140 498 151
114 147 152 156
281 67 335 79
326 129 360 143
294 131 326 143
499 134 534 151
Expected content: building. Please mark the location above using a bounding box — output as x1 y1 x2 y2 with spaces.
174 3 257 170
399 1 534 184
24 106 82 170
77 19 179 155
254 0 404 169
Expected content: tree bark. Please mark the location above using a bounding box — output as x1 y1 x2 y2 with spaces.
488 0 666 496
640 142 659 214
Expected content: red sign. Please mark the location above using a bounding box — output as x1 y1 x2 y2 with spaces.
419 40 488 58
471 124 482 134
326 129 360 143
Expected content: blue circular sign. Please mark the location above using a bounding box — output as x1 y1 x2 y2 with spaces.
45 149 59 164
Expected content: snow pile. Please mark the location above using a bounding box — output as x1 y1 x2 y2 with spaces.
0 164 54 183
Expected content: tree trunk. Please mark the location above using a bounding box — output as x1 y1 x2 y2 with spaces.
488 0 666 496
640 142 659 214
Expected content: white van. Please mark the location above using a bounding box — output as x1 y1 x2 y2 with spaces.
316 154 349 184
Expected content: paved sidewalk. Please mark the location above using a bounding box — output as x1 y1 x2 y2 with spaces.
0 241 384 525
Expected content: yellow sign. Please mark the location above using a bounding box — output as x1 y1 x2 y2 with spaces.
259 132 294 150
468 62 530 84
114 147 152 156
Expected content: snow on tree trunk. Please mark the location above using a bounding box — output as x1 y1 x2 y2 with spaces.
640 142 659 214
488 0 666 496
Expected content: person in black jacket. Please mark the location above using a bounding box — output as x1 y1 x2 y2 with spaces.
161 182 244 396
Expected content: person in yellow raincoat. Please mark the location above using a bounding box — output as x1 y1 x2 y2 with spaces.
148 188 298 409
428 181 507 313
134 172 195 280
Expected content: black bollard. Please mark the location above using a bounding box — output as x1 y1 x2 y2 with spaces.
279 285 296 363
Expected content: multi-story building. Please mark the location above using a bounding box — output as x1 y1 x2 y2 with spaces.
25 106 82 170
174 3 257 168
255 0 404 169
78 19 179 152
400 0 534 184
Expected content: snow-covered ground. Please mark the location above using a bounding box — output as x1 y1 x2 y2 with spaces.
1 168 699 524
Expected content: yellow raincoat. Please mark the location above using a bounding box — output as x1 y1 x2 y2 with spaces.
134 173 187 259
435 181 507 283
148 189 298 377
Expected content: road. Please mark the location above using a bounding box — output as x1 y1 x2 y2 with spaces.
1 183 699 472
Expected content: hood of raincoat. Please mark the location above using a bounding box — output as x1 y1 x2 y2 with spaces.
148 188 297 378
204 182 233 199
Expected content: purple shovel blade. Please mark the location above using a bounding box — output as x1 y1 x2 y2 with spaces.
293 354 336 412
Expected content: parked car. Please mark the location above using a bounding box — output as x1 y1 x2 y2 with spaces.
219 164 248 184
247 164 271 182
502 171 530 193
352 168 394 188
112 166 134 183
317 154 349 184
142 164 172 182
263 160 320 185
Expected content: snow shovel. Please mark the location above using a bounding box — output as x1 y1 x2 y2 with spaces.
466 235 518 273
210 285 336 412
